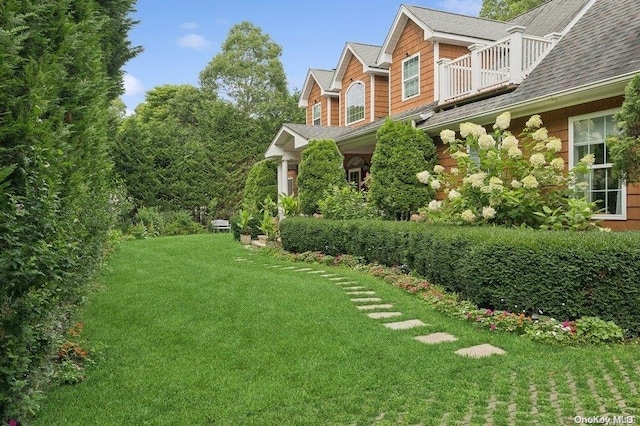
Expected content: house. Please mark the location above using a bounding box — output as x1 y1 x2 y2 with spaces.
265 0 640 230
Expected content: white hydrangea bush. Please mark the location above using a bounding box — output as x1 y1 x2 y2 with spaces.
417 112 600 229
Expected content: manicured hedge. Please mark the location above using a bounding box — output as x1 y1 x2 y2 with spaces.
280 217 640 337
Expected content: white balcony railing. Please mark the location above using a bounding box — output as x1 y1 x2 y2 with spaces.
438 26 560 104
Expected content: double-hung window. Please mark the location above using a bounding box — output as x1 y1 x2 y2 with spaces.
346 82 365 125
312 102 321 126
569 109 625 219
402 54 420 100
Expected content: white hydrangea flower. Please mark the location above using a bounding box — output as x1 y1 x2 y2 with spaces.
501 135 519 151
448 189 461 199
526 114 543 129
460 122 486 138
489 176 504 192
433 165 445 174
522 175 539 189
493 112 511 130
529 153 546 168
550 157 565 171
478 134 496 150
450 167 459 176
461 209 476 222
451 151 469 160
430 179 441 190
545 137 562 152
511 179 522 189
416 170 431 184
577 181 589 190
480 185 492 194
581 153 596 166
508 147 522 158
428 200 441 211
440 129 456 144
532 128 548 142
482 206 497 219
468 172 486 188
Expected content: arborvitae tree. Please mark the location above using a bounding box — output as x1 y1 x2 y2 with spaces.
297 139 346 215
369 119 437 220
0 0 138 420
242 160 278 214
607 74 640 182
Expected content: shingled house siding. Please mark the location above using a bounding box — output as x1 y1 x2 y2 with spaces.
330 97 339 126
342 54 371 127
374 75 390 121
439 43 470 61
433 95 640 229
390 19 435 114
307 81 323 125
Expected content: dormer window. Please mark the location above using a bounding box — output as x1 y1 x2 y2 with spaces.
312 102 321 126
402 54 420 100
346 81 365 125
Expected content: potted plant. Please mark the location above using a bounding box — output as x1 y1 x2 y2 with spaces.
237 209 253 245
259 212 279 246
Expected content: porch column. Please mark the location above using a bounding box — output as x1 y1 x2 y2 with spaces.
469 44 484 95
507 26 526 84
277 158 289 219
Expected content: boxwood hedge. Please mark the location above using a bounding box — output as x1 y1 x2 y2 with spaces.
280 217 640 337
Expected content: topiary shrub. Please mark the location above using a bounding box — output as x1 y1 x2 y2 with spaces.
297 139 346 215
318 184 380 220
242 159 277 214
369 118 437 220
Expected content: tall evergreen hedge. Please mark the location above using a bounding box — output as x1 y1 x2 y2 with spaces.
242 159 278 213
297 139 346 215
369 119 437 220
0 0 138 420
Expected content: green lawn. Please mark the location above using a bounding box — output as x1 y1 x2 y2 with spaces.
34 234 640 425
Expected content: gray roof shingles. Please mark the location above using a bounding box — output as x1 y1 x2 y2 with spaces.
509 0 589 37
349 42 384 69
310 69 335 92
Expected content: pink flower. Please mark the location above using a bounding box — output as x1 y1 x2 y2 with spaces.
490 324 497 331
485 309 494 316
561 320 571 328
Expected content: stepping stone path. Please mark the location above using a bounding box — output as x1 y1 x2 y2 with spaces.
350 297 382 303
455 344 506 358
367 312 402 319
415 333 458 344
383 319 427 330
263 268 508 359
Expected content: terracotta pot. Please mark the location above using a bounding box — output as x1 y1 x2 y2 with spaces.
240 234 251 245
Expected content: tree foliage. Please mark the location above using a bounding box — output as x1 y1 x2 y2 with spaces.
369 119 437 220
480 0 546 21
297 139 346 215
242 160 278 214
606 74 640 183
0 0 138 420
199 21 288 116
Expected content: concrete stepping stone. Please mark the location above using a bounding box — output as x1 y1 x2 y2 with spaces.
335 281 357 285
281 266 297 270
293 268 313 272
267 265 283 268
306 270 326 274
343 286 366 290
356 304 393 310
415 333 458 344
455 344 506 358
233 258 248 261
367 312 402 319
328 277 348 281
346 291 376 295
350 297 382 303
321 274 337 277
383 319 427 330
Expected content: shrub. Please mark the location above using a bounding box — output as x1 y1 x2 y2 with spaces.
279 217 640 337
162 211 205 236
369 118 437 220
318 184 380 220
134 207 164 236
419 112 598 230
279 193 300 217
297 139 346 215
607 74 640 182
242 160 277 214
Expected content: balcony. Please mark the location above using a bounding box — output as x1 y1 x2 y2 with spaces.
438 26 561 105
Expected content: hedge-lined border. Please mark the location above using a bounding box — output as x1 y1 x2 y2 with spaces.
279 217 640 337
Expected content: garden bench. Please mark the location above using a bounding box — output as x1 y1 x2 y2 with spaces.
212 219 231 233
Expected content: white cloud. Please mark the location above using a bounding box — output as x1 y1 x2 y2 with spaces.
438 0 482 16
180 22 200 30
123 74 144 97
177 33 212 50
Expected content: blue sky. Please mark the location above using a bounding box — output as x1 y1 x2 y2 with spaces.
122 0 482 114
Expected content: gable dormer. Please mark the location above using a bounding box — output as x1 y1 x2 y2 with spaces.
330 42 389 127
299 69 339 126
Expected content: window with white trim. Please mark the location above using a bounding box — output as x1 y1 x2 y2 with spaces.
569 110 625 219
345 81 365 125
312 102 321 126
402 54 420 100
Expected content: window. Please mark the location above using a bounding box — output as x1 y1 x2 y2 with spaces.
346 81 365 124
569 110 625 219
312 103 321 126
402 54 420 100
287 177 294 195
